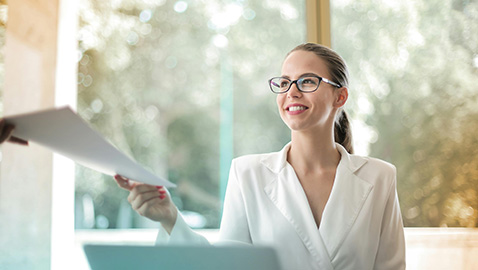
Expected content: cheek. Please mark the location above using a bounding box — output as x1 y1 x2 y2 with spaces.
276 95 288 123
276 95 286 118
276 94 285 109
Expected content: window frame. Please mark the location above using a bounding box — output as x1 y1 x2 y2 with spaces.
306 0 331 46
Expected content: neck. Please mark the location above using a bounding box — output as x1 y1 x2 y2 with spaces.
288 127 341 173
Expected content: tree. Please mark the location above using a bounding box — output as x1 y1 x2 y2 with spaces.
332 0 478 226
76 0 305 228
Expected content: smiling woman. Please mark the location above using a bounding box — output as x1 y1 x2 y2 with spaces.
116 43 405 270
278 43 354 154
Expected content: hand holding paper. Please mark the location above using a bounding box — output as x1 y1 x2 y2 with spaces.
114 174 178 233
5 107 175 188
0 118 29 145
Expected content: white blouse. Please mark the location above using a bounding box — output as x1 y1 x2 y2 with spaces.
156 143 406 270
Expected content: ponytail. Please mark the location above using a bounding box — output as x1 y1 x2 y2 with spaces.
334 110 353 154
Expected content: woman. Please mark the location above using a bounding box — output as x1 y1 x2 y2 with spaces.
115 43 406 270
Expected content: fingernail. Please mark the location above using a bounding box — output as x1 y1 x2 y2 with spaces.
159 189 166 194
159 194 166 200
156 186 163 189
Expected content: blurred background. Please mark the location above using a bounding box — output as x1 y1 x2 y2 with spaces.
0 1 478 269
1 0 477 231
73 0 306 230
73 0 478 230
0 0 478 270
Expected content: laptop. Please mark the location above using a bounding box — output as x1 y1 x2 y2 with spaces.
83 244 283 270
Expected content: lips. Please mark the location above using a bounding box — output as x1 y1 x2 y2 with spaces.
288 106 308 112
284 103 309 115
286 103 309 111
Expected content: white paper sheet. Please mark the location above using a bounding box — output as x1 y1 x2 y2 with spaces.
5 106 176 188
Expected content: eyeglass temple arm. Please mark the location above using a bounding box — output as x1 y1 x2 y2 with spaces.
322 77 341 88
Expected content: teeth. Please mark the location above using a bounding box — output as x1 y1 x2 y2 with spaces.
288 106 307 112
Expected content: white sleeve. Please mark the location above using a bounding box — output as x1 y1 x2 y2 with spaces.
373 167 406 269
155 210 210 245
218 159 252 244
155 159 252 246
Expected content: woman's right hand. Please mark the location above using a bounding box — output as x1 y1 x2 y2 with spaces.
114 174 178 234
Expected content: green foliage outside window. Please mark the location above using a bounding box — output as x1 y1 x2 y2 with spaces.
75 0 306 229
1 0 476 229
332 0 478 227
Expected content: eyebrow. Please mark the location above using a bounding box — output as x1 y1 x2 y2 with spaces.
281 73 319 79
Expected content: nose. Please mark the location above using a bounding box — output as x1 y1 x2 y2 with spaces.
287 81 302 98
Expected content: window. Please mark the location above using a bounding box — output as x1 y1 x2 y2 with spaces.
331 0 478 227
75 0 306 230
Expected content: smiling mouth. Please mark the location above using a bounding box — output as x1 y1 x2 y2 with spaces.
287 106 308 112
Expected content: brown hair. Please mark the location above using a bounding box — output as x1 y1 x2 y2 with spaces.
288 43 354 154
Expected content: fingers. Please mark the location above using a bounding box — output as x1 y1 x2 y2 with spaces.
114 174 137 191
114 174 172 221
8 136 29 145
127 184 164 204
128 185 168 217
158 186 167 200
0 121 29 145
0 123 14 144
129 187 162 211
0 118 5 132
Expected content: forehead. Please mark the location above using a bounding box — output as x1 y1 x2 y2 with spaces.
281 50 330 78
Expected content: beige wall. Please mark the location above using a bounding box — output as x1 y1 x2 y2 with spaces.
405 228 478 270
0 0 77 269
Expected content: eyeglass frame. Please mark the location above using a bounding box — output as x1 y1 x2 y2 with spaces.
268 75 342 94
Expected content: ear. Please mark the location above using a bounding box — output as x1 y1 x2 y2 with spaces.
334 87 348 108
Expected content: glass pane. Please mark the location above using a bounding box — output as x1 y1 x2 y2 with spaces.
75 0 306 229
331 0 478 227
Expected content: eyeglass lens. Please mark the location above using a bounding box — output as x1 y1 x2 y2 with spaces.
270 77 320 93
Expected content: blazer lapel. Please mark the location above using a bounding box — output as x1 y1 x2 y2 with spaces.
319 144 373 260
262 144 334 270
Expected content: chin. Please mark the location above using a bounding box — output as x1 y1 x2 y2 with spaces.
285 122 309 132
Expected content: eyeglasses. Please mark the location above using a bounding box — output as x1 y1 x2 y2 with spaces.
268 75 341 94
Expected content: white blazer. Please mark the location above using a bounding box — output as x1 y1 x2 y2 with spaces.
157 143 406 270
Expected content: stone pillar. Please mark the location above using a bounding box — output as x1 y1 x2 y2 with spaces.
0 0 77 269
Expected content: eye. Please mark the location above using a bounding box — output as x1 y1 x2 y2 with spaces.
301 77 318 86
279 79 290 88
